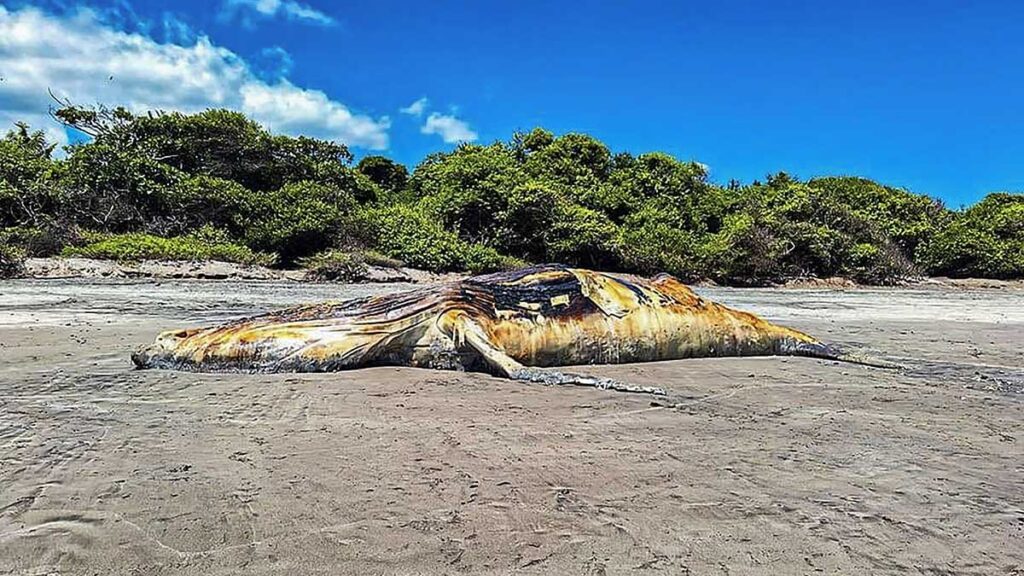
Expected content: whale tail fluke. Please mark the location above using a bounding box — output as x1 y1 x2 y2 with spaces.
783 340 904 369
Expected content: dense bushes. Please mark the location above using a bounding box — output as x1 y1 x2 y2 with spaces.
0 242 24 279
299 249 404 282
356 155 409 200
0 109 377 268
698 178 918 284
916 193 1024 278
0 123 59 229
807 176 949 256
0 226 67 257
235 180 357 265
358 204 519 273
62 228 275 266
0 106 1020 283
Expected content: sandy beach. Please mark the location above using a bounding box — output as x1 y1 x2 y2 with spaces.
1 279 1022 575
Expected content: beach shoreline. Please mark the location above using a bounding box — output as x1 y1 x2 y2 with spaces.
13 257 1024 292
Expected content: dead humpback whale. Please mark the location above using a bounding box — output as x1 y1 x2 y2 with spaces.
132 264 896 395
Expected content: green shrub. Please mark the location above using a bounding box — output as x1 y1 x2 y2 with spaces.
55 107 356 194
358 204 464 271
0 243 25 278
602 152 716 227
916 193 1024 278
0 226 68 257
524 132 611 188
0 123 59 229
360 250 405 269
300 249 411 282
358 204 521 273
808 176 951 256
299 250 370 282
157 175 248 236
704 213 789 285
916 221 1011 278
59 139 185 232
462 243 526 274
237 180 356 265
617 206 707 280
544 203 621 269
492 182 559 261
356 156 409 197
846 242 916 284
412 142 526 246
62 228 275 266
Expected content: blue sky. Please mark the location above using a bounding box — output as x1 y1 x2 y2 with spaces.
1 0 1021 206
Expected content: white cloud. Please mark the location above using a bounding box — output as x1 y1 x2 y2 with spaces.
242 83 390 148
399 97 428 117
421 112 478 144
0 6 388 149
221 0 334 26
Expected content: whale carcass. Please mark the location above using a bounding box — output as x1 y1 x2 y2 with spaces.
132 264 895 395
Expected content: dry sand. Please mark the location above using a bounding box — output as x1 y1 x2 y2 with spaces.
20 257 453 284
0 279 1022 575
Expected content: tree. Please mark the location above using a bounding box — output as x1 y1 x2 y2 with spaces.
544 203 621 268
808 176 950 257
412 142 526 246
604 152 721 228
511 127 554 160
59 137 184 231
707 178 917 283
356 155 409 197
357 203 513 273
0 123 59 228
1 108 1019 283
618 205 707 280
54 105 355 193
524 132 611 189
238 181 357 265
916 193 1024 278
493 182 560 261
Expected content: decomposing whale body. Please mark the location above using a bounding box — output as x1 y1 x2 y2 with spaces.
132 264 896 396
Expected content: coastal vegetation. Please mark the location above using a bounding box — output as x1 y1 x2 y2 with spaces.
1 106 1021 284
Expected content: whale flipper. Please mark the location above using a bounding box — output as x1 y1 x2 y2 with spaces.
443 310 667 396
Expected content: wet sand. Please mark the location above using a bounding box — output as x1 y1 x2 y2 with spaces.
1 279 1022 575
